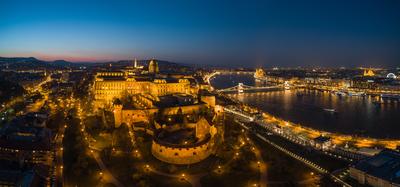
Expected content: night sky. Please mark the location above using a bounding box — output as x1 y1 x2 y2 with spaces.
1 0 399 67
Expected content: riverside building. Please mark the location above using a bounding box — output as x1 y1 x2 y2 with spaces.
350 149 400 187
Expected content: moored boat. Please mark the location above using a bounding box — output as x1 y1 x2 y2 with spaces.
323 108 337 113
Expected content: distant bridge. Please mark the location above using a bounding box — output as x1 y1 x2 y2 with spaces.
204 70 299 93
213 70 254 75
204 70 254 85
217 83 285 93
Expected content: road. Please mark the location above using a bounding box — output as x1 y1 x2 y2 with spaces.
23 73 52 114
252 145 268 187
232 113 351 187
54 122 65 187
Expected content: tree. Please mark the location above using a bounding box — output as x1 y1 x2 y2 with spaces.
113 98 122 105
120 90 133 106
113 123 133 152
176 107 183 123
85 115 107 137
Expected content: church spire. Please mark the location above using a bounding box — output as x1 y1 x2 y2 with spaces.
134 58 138 68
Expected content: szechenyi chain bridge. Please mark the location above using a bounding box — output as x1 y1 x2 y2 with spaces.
205 70 303 93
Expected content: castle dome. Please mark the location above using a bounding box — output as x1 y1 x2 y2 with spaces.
148 59 159 74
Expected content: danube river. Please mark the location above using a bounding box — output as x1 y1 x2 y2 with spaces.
211 74 400 139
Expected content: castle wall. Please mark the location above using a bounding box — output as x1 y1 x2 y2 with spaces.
151 139 213 165
114 108 158 127
113 105 123 128
200 95 216 107
161 104 205 116
114 104 206 127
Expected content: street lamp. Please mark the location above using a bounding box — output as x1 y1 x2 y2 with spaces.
180 173 186 181
145 164 150 172
216 165 222 174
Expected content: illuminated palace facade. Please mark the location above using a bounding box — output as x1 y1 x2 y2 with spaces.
93 59 198 108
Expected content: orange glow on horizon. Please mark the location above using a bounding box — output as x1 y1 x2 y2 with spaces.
1 51 133 62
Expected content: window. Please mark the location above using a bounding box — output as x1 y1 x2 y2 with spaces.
159 149 162 152
193 152 197 155
175 153 179 156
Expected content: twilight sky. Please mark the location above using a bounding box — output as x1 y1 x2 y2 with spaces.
0 0 399 67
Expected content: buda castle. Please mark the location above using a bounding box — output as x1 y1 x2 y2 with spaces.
93 59 199 108
93 59 220 165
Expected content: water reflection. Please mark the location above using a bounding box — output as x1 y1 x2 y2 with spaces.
211 74 400 139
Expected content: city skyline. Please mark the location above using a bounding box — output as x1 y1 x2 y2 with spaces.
1 1 400 186
1 0 400 67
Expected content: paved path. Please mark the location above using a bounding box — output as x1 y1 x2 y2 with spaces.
91 151 125 187
149 167 206 187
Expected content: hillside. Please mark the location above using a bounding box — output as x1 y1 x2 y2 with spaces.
0 57 85 69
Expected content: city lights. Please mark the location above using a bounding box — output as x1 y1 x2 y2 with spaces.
1 2 398 186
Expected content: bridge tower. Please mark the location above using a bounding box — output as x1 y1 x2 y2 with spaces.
238 83 244 93
284 81 290 90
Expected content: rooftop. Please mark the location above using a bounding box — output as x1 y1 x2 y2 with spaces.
155 128 196 145
154 128 211 148
0 163 48 187
352 149 400 184
0 115 52 151
155 94 197 108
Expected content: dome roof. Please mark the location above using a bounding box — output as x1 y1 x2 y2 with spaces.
387 73 397 79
